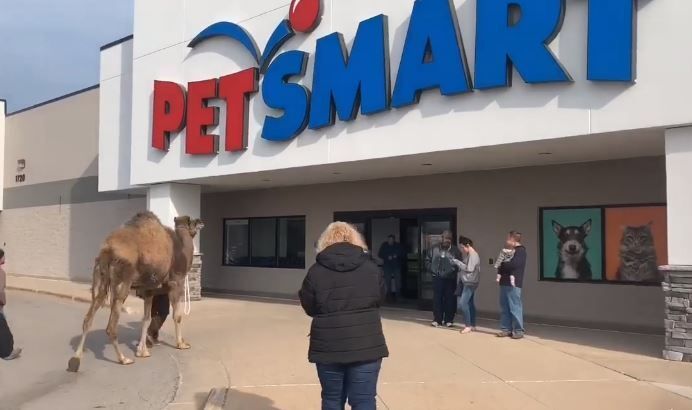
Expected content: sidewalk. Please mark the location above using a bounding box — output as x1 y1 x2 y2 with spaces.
8 275 692 410
6 274 141 312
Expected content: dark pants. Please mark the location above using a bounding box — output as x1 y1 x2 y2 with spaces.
0 312 14 359
433 276 457 324
316 359 382 410
148 294 170 339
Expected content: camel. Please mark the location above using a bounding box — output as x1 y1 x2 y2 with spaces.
67 211 204 372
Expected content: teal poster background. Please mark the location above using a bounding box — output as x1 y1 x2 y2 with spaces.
541 208 603 280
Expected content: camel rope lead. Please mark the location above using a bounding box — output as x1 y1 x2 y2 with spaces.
184 275 191 316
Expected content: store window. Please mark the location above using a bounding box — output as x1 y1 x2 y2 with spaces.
223 216 306 269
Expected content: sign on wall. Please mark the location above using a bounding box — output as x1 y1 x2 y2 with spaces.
539 204 667 284
15 159 26 183
152 0 638 155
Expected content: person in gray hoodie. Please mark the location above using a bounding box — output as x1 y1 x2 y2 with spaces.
451 236 481 333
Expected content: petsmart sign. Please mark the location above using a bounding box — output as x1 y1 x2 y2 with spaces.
152 0 638 155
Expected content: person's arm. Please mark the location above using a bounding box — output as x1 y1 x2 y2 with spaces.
453 252 480 272
0 269 6 309
298 271 317 317
502 247 526 274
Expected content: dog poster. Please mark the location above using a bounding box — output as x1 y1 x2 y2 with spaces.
541 207 603 281
605 206 667 283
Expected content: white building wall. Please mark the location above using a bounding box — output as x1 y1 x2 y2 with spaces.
99 39 135 192
0 100 5 211
97 0 692 188
665 127 692 266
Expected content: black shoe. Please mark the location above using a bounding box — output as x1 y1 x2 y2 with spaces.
496 331 512 338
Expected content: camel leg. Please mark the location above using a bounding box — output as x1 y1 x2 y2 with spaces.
136 294 153 358
107 281 134 365
67 266 108 372
169 287 190 350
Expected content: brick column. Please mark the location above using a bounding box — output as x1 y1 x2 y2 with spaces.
661 265 692 362
188 253 203 301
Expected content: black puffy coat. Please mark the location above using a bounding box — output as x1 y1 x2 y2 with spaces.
299 243 389 364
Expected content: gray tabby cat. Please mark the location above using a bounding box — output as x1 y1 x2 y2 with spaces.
617 223 660 282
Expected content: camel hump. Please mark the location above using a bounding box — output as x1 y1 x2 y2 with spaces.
125 211 162 227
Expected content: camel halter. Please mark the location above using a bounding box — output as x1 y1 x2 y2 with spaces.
184 275 192 316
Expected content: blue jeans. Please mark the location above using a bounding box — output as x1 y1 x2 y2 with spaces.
499 286 524 334
316 359 382 410
457 284 477 327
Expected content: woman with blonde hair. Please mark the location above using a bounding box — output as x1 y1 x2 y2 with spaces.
299 222 388 410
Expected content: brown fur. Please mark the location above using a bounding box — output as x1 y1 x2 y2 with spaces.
67 212 204 372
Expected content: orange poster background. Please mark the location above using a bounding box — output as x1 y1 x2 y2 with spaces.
605 206 667 281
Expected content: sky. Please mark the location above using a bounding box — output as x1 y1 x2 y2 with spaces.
0 0 134 113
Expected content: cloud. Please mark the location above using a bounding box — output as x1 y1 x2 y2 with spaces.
0 0 134 112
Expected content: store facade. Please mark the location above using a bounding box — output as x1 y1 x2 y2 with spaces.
3 0 692 333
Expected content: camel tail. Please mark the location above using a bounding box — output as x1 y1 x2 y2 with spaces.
92 253 112 302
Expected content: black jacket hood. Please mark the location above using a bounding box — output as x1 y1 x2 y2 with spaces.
316 242 369 272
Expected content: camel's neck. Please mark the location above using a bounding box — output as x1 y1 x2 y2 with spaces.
175 227 195 270
176 228 194 254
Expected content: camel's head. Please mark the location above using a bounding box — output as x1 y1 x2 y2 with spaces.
174 216 205 238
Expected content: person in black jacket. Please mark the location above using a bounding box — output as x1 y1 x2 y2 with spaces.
299 222 389 410
497 231 527 339
428 231 462 328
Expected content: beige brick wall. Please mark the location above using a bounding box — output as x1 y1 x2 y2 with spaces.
0 197 146 282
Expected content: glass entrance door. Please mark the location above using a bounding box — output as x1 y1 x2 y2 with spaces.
400 218 420 300
333 209 456 310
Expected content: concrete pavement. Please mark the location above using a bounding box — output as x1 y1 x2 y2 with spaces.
5 275 692 410
0 291 178 410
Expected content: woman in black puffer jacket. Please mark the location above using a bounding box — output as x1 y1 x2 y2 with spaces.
299 222 388 410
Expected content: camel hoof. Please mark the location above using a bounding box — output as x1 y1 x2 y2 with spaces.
176 342 191 350
67 357 81 373
136 349 151 358
120 357 135 365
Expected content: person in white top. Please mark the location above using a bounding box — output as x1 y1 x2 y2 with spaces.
451 237 481 333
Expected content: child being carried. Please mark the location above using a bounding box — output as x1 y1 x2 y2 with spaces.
494 241 516 287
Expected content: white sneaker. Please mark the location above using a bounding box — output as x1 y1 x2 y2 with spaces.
446 322 454 328
431 321 440 328
3 348 22 360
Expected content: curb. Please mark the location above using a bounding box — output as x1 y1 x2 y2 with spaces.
203 387 228 409
7 286 138 314
8 286 93 304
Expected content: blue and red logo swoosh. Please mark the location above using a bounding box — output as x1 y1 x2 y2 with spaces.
188 0 321 73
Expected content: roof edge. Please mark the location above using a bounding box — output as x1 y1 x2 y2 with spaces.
7 84 100 117
100 34 134 51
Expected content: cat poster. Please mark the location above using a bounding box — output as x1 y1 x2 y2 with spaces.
605 205 667 283
540 207 604 281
